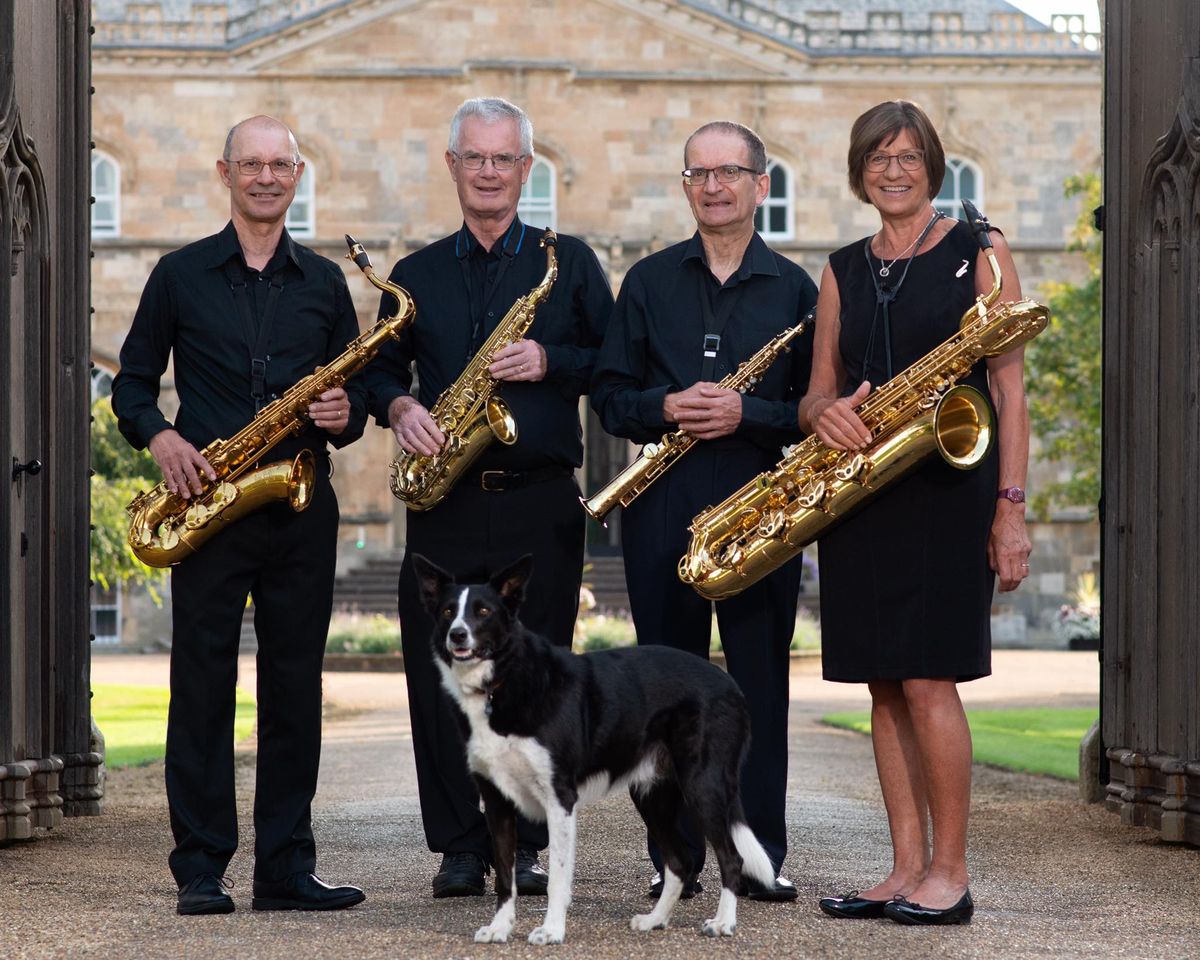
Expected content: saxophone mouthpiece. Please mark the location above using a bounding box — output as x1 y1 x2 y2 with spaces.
961 200 993 251
540 229 558 249
345 234 372 271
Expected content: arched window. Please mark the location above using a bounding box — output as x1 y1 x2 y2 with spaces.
285 161 316 238
754 159 794 242
517 156 557 230
91 364 115 403
935 156 983 220
92 151 120 238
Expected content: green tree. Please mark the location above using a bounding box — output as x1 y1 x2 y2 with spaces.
91 399 167 600
1025 173 1101 517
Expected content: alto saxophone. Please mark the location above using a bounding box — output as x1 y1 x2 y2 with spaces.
582 313 812 523
678 201 1050 600
389 229 558 510
126 235 414 567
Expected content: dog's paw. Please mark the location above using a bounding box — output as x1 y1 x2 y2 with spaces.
527 924 565 945
474 923 512 944
700 918 736 937
630 912 669 932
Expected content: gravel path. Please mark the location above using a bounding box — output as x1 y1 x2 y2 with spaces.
3 650 1195 960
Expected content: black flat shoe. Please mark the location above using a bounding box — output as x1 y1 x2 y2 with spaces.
515 848 549 896
177 873 234 916
431 852 488 898
884 889 973 926
744 875 799 902
818 891 890 919
251 871 365 911
647 871 703 900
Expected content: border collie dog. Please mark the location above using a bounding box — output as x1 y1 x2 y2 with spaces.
413 554 776 945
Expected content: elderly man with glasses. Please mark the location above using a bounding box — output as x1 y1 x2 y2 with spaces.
591 120 817 903
111 115 366 916
362 96 613 900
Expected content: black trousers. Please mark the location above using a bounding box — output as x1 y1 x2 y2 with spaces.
166 465 337 886
620 442 800 875
397 472 585 860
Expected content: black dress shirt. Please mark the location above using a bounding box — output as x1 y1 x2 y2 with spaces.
111 221 366 455
590 231 818 449
363 217 614 471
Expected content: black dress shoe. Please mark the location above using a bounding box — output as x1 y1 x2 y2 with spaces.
251 872 365 911
431 852 488 898
884 889 974 926
515 848 549 896
647 871 703 900
818 890 890 919
744 874 799 902
177 874 234 916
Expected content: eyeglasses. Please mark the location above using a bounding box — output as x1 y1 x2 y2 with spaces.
231 158 299 178
452 151 525 171
864 150 925 173
681 164 762 186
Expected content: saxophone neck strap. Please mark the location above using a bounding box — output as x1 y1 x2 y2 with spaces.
697 272 747 382
224 258 285 413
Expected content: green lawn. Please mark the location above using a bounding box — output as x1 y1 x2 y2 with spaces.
93 684 257 769
821 707 1097 781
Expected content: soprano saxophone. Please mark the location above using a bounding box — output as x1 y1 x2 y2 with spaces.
582 313 812 523
389 230 558 510
678 201 1049 600
126 235 414 567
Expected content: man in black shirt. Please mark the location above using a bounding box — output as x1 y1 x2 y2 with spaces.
111 116 366 916
591 121 817 902
363 97 612 898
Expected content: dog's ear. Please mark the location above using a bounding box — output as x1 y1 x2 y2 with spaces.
490 554 534 609
412 554 453 615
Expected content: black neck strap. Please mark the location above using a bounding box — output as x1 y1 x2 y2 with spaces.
224 258 284 412
697 270 747 382
861 212 942 381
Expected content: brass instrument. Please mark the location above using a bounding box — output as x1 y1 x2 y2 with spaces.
678 200 1049 600
389 229 558 510
126 235 414 567
582 314 812 523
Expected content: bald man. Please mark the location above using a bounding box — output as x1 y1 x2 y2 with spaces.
112 116 366 916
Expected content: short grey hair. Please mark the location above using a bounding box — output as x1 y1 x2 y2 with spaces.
448 97 534 156
684 120 767 174
223 115 301 163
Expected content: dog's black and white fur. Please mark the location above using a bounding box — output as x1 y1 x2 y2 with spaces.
414 553 776 945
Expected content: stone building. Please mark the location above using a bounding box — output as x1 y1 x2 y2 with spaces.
89 0 1102 646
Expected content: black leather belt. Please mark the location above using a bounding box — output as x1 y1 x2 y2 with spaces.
477 465 571 493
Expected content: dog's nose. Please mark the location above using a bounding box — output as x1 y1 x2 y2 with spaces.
448 626 469 647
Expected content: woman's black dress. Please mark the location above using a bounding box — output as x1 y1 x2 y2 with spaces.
819 219 998 683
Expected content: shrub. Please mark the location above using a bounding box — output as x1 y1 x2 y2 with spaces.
573 613 636 652
326 612 401 654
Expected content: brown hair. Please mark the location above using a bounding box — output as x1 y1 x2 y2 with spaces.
846 100 945 203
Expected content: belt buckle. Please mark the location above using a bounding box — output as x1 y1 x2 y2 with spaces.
480 470 507 492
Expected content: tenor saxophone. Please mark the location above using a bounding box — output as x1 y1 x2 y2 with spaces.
125 235 414 567
582 313 811 523
678 201 1049 600
389 229 558 510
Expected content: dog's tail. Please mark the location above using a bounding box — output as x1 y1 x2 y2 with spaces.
731 822 776 887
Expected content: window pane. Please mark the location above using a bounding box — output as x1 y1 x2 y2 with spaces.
93 158 114 191
769 163 787 198
529 162 551 197
958 166 976 199
769 205 787 234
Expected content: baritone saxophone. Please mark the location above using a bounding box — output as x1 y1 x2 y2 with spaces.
678 200 1050 600
388 229 558 510
582 312 812 523
125 235 414 567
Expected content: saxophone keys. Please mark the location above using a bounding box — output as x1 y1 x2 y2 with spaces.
834 453 866 482
797 479 826 509
756 509 786 539
158 524 181 551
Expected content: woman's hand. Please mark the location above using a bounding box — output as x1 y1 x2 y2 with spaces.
988 500 1032 592
811 380 873 450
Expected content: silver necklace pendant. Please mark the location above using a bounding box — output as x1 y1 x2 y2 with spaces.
878 265 891 278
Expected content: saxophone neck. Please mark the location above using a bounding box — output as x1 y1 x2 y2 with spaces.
345 233 414 324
